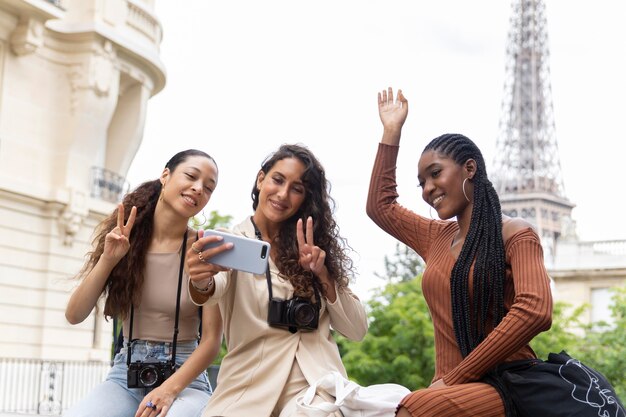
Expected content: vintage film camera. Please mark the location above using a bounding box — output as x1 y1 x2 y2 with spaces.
268 296 320 332
127 357 176 389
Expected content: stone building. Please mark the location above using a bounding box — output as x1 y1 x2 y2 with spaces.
0 0 164 412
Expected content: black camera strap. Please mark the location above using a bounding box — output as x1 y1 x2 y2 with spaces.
126 230 188 369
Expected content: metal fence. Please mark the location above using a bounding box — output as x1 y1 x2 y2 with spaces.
0 358 110 415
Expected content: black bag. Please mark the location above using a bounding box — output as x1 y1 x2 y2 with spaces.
497 351 625 417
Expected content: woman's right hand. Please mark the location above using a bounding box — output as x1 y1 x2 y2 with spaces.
378 87 408 145
102 203 137 263
187 229 232 290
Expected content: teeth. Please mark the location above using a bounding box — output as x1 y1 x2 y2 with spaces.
183 195 196 206
433 195 444 206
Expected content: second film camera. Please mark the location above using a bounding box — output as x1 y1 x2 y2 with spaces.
268 296 319 332
127 358 175 389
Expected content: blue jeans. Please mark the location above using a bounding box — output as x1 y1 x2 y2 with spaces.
63 340 211 417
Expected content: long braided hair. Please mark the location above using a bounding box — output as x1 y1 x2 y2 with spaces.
423 134 506 358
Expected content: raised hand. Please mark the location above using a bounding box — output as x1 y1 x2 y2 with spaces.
102 203 137 263
378 87 408 132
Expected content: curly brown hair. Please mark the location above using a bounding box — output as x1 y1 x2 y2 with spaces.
77 149 216 320
251 144 354 299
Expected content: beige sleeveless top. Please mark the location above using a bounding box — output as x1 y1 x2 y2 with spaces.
122 251 200 342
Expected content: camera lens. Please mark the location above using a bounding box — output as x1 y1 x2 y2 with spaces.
293 303 315 326
139 365 159 387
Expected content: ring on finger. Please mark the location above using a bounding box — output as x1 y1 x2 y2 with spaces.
191 245 201 254
198 252 205 262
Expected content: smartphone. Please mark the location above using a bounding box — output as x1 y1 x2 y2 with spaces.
201 229 270 275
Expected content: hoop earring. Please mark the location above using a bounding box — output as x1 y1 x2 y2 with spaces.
429 206 436 220
198 211 208 226
462 178 471 203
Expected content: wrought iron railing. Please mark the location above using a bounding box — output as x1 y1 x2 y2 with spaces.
44 0 63 8
0 358 110 415
0 358 220 415
90 166 129 204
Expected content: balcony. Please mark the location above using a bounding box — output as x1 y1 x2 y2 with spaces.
90 167 129 204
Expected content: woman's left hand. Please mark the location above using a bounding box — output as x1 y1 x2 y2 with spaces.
296 216 328 278
135 385 176 417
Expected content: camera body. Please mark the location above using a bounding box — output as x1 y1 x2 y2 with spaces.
127 358 175 389
268 296 319 332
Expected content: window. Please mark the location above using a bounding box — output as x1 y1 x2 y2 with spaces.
590 287 615 330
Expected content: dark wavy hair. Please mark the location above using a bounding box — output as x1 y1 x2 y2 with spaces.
251 144 354 299
77 149 217 320
423 134 506 357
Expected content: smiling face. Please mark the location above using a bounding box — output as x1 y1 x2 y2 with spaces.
159 155 218 218
417 150 474 220
255 157 307 226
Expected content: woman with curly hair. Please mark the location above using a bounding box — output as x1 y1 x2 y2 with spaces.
187 143 368 417
64 149 229 417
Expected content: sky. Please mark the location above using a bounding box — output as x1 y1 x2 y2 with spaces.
127 0 626 300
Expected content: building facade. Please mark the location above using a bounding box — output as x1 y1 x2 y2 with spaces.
0 0 164 412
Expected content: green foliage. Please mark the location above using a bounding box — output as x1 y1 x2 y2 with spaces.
529 301 587 360
212 339 228 365
189 210 233 230
573 286 626 400
337 276 435 390
529 286 626 400
375 242 424 282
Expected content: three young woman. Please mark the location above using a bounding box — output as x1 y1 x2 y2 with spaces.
187 144 368 416
64 150 228 417
65 85 554 417
367 88 553 417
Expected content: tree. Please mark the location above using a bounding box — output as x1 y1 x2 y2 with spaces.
337 276 435 390
337 243 433 390
573 285 626 400
529 301 587 360
191 210 233 365
375 242 424 282
190 210 233 230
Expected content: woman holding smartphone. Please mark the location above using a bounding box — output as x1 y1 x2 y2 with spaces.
64 149 230 417
187 143 368 417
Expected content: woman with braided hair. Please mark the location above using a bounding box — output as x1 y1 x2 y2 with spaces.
366 88 553 417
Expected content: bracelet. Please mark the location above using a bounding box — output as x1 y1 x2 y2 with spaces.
191 277 214 293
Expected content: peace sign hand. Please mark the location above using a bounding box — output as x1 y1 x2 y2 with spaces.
296 217 328 279
102 203 137 263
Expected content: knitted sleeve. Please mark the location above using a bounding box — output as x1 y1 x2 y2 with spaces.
366 142 447 261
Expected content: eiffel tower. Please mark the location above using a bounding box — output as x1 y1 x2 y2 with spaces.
492 0 576 262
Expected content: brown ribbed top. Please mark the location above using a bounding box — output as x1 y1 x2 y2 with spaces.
366 143 552 385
